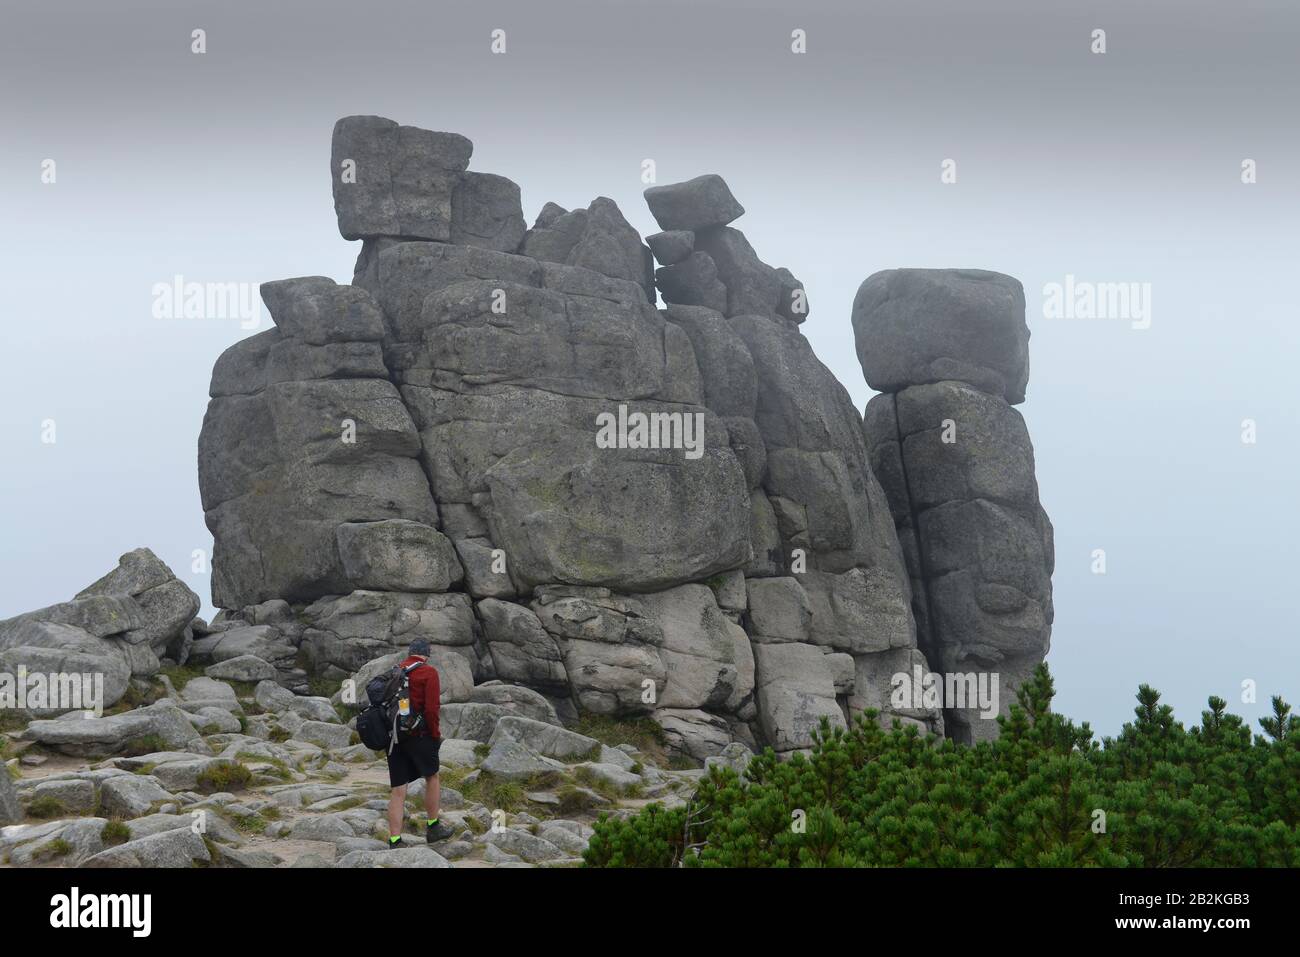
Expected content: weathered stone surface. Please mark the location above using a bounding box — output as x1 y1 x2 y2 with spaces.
20 700 203 758
656 708 734 760
854 272 1052 743
646 229 694 265
199 337 437 609
693 228 783 319
640 585 746 711
187 116 1055 755
85 827 212 868
450 172 526 252
852 268 1030 404
331 115 471 241
644 174 744 232
296 590 477 680
205 654 277 683
664 304 757 419
0 551 197 705
752 642 846 752
522 197 654 301
477 599 568 694
0 620 135 716
99 774 177 819
336 846 451 868
335 520 463 592
655 252 728 313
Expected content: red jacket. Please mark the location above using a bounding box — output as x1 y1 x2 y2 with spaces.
400 655 441 740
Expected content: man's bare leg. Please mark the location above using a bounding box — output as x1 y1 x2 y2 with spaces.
388 784 407 842
425 773 441 823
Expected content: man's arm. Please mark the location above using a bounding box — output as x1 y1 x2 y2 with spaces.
424 666 441 737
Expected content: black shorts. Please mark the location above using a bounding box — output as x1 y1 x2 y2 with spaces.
386 734 441 788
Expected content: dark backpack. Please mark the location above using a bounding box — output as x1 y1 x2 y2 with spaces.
356 660 426 753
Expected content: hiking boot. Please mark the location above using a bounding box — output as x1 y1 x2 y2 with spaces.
427 821 455 843
386 838 406 850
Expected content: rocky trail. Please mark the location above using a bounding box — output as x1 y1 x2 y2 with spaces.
2 666 742 868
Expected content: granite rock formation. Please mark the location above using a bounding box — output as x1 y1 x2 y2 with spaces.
189 116 1056 757
853 269 1054 742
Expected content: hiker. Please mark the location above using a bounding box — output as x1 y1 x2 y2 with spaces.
386 638 455 846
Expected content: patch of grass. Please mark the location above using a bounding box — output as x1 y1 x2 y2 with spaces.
230 813 267 835
27 795 68 819
473 742 491 759
570 713 666 758
200 724 223 735
261 804 282 821
268 727 292 743
572 766 634 803
457 771 531 814
331 796 367 812
195 761 253 794
33 838 72 861
198 835 222 867
630 761 644 774
554 785 600 817
101 820 131 846
103 680 162 715
309 675 343 699
0 711 30 733
159 663 206 693
334 702 358 723
121 733 167 758
667 754 698 771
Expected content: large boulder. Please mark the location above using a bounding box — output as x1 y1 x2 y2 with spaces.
20 699 204 758
331 115 471 241
851 268 1030 404
0 549 197 715
644 174 744 232
854 270 1052 743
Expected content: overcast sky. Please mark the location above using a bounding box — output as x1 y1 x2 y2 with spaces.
2 0 1295 736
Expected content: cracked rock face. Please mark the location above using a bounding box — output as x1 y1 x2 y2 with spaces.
194 116 1058 756
854 269 1053 743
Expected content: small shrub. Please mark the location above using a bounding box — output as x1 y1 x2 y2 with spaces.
33 838 72 861
101 820 131 846
27 796 68 819
195 761 253 794
268 727 292 743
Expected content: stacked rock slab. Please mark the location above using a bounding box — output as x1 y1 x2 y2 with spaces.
195 115 945 759
0 549 199 715
852 269 1054 743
